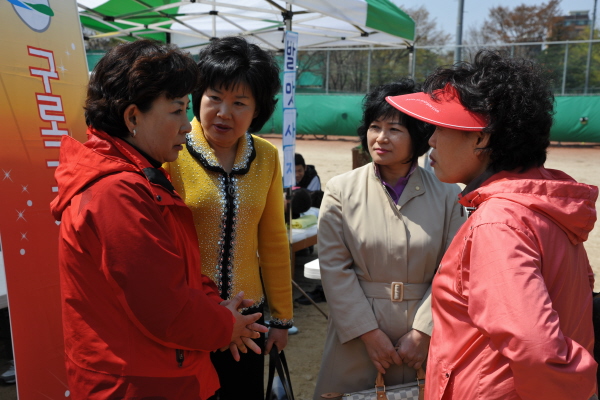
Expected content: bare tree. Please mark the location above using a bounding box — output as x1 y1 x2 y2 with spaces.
368 6 451 87
300 4 452 93
466 0 562 58
407 6 451 46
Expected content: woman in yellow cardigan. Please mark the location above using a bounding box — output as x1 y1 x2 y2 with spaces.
165 36 292 399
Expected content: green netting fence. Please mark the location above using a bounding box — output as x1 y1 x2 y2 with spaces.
258 94 600 143
258 94 364 137
85 53 600 143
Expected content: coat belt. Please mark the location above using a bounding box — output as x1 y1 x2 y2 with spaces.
358 281 429 302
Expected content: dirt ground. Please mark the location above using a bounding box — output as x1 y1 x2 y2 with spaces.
1 136 598 400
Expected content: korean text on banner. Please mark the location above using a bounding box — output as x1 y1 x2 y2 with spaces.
0 0 88 397
282 30 298 188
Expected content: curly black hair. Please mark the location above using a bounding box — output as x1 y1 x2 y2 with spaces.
192 36 281 133
423 50 554 172
357 79 434 165
85 39 199 138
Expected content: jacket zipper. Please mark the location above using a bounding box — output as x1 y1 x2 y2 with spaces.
176 349 184 367
220 173 235 300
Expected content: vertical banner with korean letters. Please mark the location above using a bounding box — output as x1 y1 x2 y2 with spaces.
0 0 88 397
282 31 298 188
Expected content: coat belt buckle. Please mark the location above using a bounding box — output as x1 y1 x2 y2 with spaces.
391 282 404 302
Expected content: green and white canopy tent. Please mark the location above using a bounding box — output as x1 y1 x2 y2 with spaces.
78 0 415 51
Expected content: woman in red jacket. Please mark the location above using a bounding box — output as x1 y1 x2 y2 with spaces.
50 40 266 400
386 50 598 399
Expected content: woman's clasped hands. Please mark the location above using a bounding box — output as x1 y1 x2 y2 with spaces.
220 291 268 361
395 329 430 370
360 328 430 374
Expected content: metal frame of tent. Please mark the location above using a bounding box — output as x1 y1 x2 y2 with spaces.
77 0 415 51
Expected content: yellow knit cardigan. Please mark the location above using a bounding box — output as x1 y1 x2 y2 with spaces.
166 119 293 327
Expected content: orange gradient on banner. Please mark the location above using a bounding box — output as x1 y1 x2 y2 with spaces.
0 0 88 397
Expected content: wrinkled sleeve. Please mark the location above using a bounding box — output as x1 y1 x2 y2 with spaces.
412 185 465 336
257 148 293 326
89 178 233 352
466 223 596 400
318 179 378 344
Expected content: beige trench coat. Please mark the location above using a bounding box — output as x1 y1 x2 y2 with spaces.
313 163 465 399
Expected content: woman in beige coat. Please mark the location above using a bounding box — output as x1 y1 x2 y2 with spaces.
314 80 465 398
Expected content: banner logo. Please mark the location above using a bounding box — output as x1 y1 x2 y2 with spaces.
8 0 54 32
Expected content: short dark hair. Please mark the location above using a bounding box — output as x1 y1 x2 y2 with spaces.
192 36 281 133
85 39 199 138
295 153 306 168
423 50 554 172
357 79 433 165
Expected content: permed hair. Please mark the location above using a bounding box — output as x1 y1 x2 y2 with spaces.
357 79 434 165
192 36 281 133
84 39 199 138
423 50 554 172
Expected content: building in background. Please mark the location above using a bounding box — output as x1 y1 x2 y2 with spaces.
553 10 591 39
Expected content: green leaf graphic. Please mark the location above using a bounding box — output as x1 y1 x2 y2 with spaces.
24 3 54 16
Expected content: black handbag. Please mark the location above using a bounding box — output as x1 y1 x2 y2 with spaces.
265 346 295 400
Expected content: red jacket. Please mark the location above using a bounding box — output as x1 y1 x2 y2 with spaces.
50 129 233 400
426 167 598 400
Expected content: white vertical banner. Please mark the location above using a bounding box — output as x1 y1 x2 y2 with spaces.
282 108 296 188
282 30 298 188
283 70 296 109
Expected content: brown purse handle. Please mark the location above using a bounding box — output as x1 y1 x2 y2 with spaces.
320 368 426 400
375 368 425 400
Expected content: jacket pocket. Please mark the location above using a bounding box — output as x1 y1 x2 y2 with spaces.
439 367 452 399
176 349 184 367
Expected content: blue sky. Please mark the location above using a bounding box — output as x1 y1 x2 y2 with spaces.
393 0 597 39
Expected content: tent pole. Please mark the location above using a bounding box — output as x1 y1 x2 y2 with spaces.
285 2 292 31
212 1 216 38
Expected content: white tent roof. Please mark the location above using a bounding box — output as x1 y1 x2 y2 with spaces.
78 0 415 51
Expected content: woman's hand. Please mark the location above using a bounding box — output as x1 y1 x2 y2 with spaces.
223 337 261 362
395 329 431 370
360 328 401 374
222 292 268 361
265 327 289 355
220 291 255 310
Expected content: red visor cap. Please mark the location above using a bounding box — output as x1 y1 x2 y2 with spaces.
385 84 488 131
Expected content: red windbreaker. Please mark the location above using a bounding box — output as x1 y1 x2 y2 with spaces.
50 129 233 400
426 167 598 400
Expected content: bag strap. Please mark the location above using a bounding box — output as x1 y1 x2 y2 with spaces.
265 346 295 400
374 368 425 400
375 372 388 400
417 368 425 400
